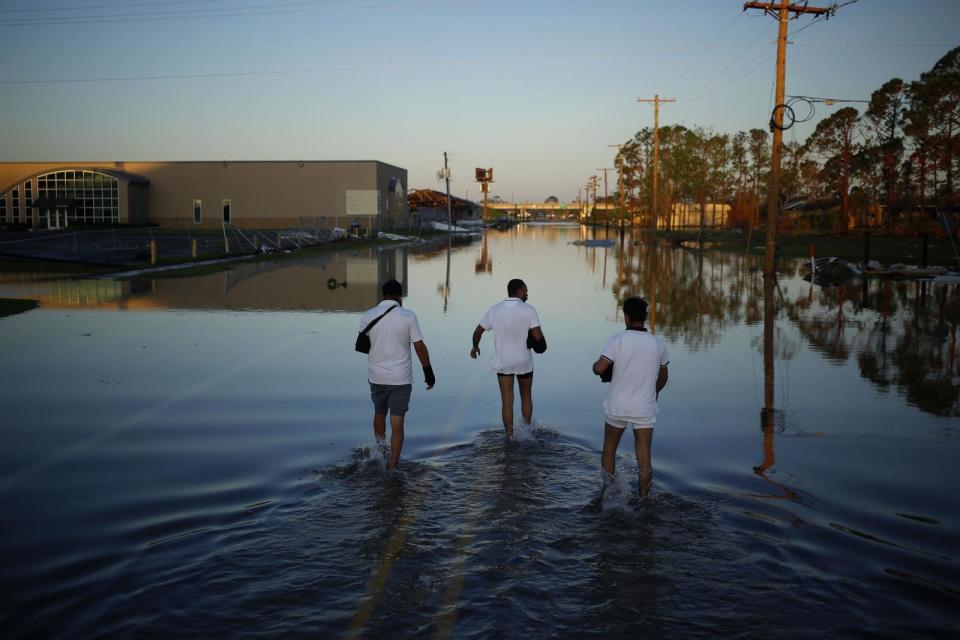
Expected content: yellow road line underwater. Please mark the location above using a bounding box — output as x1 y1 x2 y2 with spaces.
345 365 488 640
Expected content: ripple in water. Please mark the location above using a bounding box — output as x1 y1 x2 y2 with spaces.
11 425 955 639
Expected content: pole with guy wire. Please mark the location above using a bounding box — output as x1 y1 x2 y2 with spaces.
743 0 836 276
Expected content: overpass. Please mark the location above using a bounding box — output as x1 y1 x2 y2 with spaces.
483 201 619 220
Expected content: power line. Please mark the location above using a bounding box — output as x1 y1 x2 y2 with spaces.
0 65 351 85
0 0 235 13
793 41 958 48
685 44 771 103
678 19 774 102
658 10 744 94
0 0 362 26
0 10 303 27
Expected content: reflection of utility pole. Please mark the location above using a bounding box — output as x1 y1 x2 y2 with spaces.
744 0 835 276
638 95 675 232
755 269 777 474
444 235 451 313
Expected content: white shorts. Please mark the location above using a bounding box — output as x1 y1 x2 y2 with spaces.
605 414 655 430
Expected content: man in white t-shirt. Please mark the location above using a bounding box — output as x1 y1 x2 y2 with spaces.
358 279 435 470
470 278 547 438
592 296 669 497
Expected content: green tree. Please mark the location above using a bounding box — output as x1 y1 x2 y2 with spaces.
805 107 861 230
905 80 936 215
865 78 907 232
748 129 770 224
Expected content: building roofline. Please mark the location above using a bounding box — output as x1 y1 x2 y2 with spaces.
0 160 403 165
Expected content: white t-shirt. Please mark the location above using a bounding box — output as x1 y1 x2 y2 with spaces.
600 329 669 419
358 300 424 385
478 297 541 374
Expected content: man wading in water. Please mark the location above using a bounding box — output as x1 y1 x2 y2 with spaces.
470 278 546 438
358 279 435 470
592 296 669 497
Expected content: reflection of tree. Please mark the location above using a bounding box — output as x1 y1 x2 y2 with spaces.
598 230 958 418
783 278 960 417
605 238 768 352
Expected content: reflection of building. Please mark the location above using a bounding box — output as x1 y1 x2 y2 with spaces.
0 161 408 231
0 249 408 312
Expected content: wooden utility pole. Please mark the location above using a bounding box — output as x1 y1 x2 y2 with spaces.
638 95 675 231
596 167 612 223
609 143 626 227
440 152 452 228
743 1 834 275
475 167 493 222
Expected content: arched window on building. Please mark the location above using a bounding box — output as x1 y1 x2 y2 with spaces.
34 169 120 227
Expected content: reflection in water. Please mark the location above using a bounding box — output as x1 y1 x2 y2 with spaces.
476 230 492 274
757 271 778 476
784 277 960 417
0 249 411 312
590 235 959 418
3 226 959 638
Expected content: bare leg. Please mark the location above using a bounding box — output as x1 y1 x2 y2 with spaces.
497 374 515 437
518 373 533 425
373 413 389 459
388 414 405 471
633 428 654 497
601 423 625 475
373 412 387 441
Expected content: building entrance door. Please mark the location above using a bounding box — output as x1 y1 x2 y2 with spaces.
44 207 68 229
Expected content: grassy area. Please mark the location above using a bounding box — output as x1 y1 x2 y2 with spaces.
666 228 960 267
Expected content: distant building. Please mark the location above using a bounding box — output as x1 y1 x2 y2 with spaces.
660 202 730 228
0 160 408 232
407 188 481 224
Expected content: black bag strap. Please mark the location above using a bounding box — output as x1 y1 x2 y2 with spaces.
359 303 398 336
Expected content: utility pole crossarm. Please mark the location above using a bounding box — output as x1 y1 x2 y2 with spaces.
743 2 834 17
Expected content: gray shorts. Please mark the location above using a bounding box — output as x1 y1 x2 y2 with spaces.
370 383 412 417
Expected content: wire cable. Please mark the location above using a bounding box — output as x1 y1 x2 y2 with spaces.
685 43 772 104
680 19 774 103
657 10 744 95
0 64 351 85
0 0 235 13
0 0 359 26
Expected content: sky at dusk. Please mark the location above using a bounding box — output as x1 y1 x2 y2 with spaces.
1 0 958 203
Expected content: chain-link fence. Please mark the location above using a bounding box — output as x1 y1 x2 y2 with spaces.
0 218 341 267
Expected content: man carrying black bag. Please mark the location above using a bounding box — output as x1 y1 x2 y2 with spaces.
357 279 435 470
592 297 668 498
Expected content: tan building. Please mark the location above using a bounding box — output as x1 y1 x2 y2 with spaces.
0 160 408 232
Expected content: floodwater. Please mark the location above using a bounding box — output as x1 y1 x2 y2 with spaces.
1 224 958 638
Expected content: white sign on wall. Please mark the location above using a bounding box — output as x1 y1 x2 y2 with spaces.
345 190 380 216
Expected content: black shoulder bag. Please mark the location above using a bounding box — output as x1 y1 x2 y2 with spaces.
355 304 398 354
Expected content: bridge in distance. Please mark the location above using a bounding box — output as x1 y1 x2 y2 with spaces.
484 201 618 220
